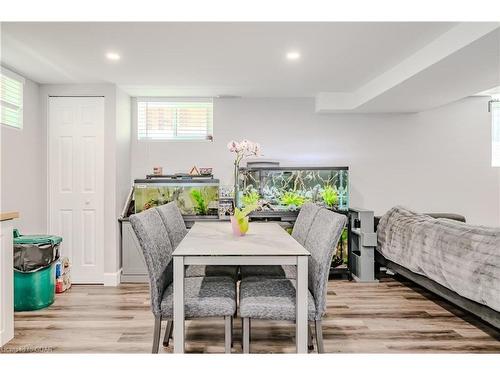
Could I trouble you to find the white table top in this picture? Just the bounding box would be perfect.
[173,221,310,257]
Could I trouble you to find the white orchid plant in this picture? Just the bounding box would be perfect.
[227,139,261,166]
[227,139,262,211]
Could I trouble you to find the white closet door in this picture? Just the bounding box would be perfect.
[48,97,105,283]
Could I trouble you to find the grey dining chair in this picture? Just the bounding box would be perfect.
[239,208,347,353]
[156,202,239,281]
[155,202,238,347]
[239,202,321,281]
[129,207,237,354]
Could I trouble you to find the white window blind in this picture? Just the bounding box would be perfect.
[492,100,500,167]
[1,67,24,129]
[137,99,213,141]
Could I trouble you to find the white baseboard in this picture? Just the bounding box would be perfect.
[103,269,122,286]
[120,274,148,283]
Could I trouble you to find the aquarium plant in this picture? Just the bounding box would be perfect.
[242,190,260,206]
[321,186,338,208]
[190,189,208,215]
[340,228,349,264]
[280,191,306,209]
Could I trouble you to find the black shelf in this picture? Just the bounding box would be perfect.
[135,177,219,184]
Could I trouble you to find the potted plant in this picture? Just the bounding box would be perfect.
[227,140,262,235]
[230,203,259,236]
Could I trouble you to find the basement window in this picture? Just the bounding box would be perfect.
[492,100,500,167]
[137,98,213,141]
[0,67,25,129]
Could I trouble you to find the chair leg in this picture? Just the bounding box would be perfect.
[225,316,232,353]
[163,320,173,347]
[315,320,324,354]
[242,317,250,354]
[152,316,162,354]
[308,322,314,351]
[230,315,234,348]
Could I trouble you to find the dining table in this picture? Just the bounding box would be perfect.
[172,221,311,353]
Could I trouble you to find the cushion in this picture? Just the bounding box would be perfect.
[239,278,316,321]
[292,203,321,245]
[156,202,188,249]
[240,265,296,280]
[160,276,237,318]
[185,265,239,280]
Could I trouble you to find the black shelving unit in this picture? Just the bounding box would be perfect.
[328,210,352,280]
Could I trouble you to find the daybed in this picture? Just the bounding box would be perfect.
[375,206,500,329]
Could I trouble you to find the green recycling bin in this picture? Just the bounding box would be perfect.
[13,230,62,311]
[14,263,57,311]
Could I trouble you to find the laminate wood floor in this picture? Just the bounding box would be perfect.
[2,276,499,354]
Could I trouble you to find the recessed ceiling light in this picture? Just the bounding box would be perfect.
[286,51,301,61]
[106,52,121,61]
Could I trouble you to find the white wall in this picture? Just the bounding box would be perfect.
[1,78,45,233]
[115,88,132,270]
[2,80,498,287]
[1,81,131,284]
[131,96,499,226]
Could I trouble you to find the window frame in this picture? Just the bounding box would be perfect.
[135,97,214,142]
[0,66,25,130]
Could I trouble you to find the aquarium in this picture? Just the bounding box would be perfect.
[134,178,219,217]
[238,166,349,212]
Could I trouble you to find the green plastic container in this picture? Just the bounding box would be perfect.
[13,229,61,311]
[14,262,56,311]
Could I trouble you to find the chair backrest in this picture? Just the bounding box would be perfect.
[156,201,188,249]
[129,208,173,316]
[304,208,347,319]
[292,203,321,245]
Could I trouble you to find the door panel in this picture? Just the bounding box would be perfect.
[82,136,96,192]
[82,209,96,266]
[59,136,73,192]
[59,209,74,261]
[49,97,104,283]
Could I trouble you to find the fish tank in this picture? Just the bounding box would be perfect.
[134,177,219,218]
[238,166,349,213]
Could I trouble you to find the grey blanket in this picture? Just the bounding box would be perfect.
[377,206,500,312]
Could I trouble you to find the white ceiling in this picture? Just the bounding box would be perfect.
[1,22,498,112]
[478,86,500,96]
[1,22,456,97]
[315,23,500,113]
[354,28,500,113]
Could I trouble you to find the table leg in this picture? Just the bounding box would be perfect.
[296,255,308,353]
[173,256,185,353]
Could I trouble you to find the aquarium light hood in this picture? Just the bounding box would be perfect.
[245,159,280,168]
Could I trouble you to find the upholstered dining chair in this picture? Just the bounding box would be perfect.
[156,202,239,279]
[239,202,321,281]
[155,202,239,347]
[239,208,347,353]
[129,207,237,353]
